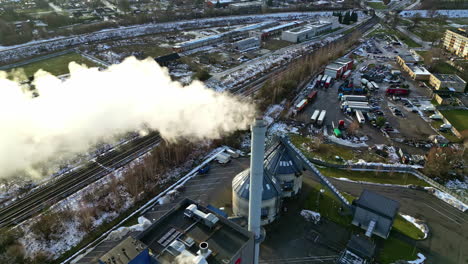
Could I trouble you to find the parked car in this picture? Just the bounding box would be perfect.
[430,114,443,120]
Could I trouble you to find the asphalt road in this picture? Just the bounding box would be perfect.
[329,177,468,264]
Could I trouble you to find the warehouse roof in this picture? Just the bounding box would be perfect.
[262,21,302,33]
[398,54,420,63]
[346,235,376,260]
[409,65,430,75]
[137,199,252,264]
[99,236,148,264]
[354,190,400,219]
[326,62,345,71]
[432,73,466,84]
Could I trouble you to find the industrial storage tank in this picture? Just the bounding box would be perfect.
[232,168,282,225]
[264,143,304,198]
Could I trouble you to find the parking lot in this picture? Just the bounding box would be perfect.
[291,35,446,151]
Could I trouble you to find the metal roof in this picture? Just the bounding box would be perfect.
[262,21,301,33]
[232,168,281,200]
[354,190,400,219]
[264,143,302,176]
[346,235,375,260]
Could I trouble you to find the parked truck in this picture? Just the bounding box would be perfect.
[355,110,365,124]
[295,99,308,112]
[342,70,351,80]
[325,76,332,88]
[307,90,318,101]
[317,110,326,126]
[321,75,328,86]
[311,109,320,123]
[386,88,409,95]
[342,95,367,102]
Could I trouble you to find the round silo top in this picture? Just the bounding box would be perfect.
[264,144,302,177]
[232,168,281,201]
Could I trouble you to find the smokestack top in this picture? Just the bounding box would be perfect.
[252,118,267,129]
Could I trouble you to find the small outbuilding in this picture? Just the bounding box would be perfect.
[337,234,376,264]
[352,190,400,239]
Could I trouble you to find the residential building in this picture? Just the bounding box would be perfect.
[429,73,467,93]
[281,21,332,43]
[352,190,400,239]
[443,28,468,58]
[396,54,430,80]
[233,37,261,51]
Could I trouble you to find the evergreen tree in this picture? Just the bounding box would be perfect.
[215,0,221,8]
[351,11,358,22]
[267,0,274,6]
[338,13,343,24]
[343,11,351,25]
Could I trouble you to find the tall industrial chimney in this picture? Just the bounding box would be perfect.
[248,118,267,264]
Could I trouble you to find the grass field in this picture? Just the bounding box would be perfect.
[377,236,418,264]
[429,120,462,143]
[440,109,468,131]
[303,181,423,263]
[368,26,421,48]
[263,39,291,51]
[393,215,425,240]
[366,1,388,9]
[431,61,459,75]
[317,167,430,187]
[290,134,387,164]
[7,53,99,80]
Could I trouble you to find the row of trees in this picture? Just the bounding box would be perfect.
[333,11,358,25]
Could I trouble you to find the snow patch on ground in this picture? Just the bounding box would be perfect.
[327,135,368,148]
[445,178,468,197]
[334,177,411,188]
[106,216,152,241]
[268,122,300,137]
[426,187,468,212]
[401,214,429,239]
[301,209,321,224]
[400,9,468,18]
[408,253,426,264]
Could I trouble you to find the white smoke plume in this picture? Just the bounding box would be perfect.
[0,57,255,179]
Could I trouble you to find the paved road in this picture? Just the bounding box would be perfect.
[329,178,468,264]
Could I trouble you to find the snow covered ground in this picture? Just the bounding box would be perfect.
[426,187,468,212]
[0,12,362,64]
[445,178,468,197]
[400,9,468,18]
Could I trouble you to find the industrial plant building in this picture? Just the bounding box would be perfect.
[351,190,400,239]
[443,28,468,58]
[99,199,255,264]
[173,21,276,52]
[429,73,467,93]
[233,37,261,51]
[281,21,332,43]
[255,21,306,40]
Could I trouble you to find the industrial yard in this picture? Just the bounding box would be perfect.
[0,1,467,264]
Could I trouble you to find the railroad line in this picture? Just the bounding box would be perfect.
[0,133,161,228]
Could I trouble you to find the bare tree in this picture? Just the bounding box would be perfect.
[347,120,360,135]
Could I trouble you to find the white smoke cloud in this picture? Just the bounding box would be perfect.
[0,57,255,179]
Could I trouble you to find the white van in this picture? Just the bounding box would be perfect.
[216,152,231,164]
[429,114,443,120]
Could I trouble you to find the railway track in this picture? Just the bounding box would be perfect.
[0,133,161,228]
